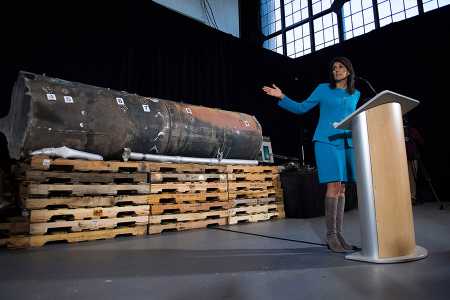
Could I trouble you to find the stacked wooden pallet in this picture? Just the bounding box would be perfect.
[273,171,285,204]
[0,165,16,213]
[226,165,285,225]
[1,157,286,248]
[0,216,29,248]
[146,162,229,234]
[6,156,150,248]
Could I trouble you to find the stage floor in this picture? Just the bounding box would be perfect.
[1,202,449,300]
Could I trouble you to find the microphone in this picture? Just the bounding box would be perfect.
[356,76,377,96]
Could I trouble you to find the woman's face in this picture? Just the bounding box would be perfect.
[332,61,350,82]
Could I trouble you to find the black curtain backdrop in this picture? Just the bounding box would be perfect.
[0,1,448,198]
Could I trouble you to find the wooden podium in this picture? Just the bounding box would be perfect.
[335,90,428,263]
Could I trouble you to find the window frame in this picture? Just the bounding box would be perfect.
[261,0,447,57]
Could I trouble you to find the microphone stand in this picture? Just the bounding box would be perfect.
[356,76,377,96]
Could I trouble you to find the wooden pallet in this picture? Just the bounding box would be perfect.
[0,237,9,247]
[231,197,278,207]
[30,205,150,223]
[29,216,149,235]
[146,192,229,204]
[26,184,150,197]
[150,173,227,183]
[229,204,278,216]
[0,220,29,235]
[24,195,152,209]
[25,192,229,209]
[225,165,280,174]
[273,176,282,187]
[277,205,286,218]
[151,201,230,215]
[228,189,277,200]
[228,212,282,225]
[148,218,227,234]
[5,226,147,248]
[150,182,227,194]
[141,162,227,173]
[30,156,149,172]
[25,170,148,184]
[228,181,275,191]
[227,173,277,181]
[29,157,237,174]
[1,226,29,248]
[148,210,229,224]
[0,215,29,223]
[275,192,284,201]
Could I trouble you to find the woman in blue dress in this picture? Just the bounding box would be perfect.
[262,57,360,253]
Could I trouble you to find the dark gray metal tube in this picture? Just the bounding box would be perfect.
[122,148,258,165]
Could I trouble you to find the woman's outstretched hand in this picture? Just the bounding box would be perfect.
[262,84,284,99]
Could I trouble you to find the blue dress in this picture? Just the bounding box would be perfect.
[278,83,360,183]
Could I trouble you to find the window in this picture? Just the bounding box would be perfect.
[261,0,282,36]
[343,0,376,40]
[312,0,333,15]
[261,0,450,57]
[284,0,309,27]
[286,23,312,58]
[263,34,284,54]
[314,12,339,50]
[422,0,450,12]
[377,0,419,27]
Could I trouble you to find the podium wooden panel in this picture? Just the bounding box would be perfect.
[335,90,427,263]
[366,103,415,258]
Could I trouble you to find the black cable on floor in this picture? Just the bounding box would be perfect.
[209,226,328,247]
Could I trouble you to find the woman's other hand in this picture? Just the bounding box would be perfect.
[262,84,284,99]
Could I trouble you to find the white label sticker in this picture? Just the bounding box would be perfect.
[42,159,51,167]
[46,94,56,101]
[142,104,150,112]
[116,97,125,105]
[64,96,74,103]
[185,108,192,115]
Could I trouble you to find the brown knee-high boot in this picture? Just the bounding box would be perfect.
[325,197,345,252]
[336,195,353,251]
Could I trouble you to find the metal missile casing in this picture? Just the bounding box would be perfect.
[0,72,263,160]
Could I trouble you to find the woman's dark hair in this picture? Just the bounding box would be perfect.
[329,57,356,95]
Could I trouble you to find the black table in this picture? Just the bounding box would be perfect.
[280,168,358,218]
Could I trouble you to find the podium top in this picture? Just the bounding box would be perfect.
[334,90,420,130]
